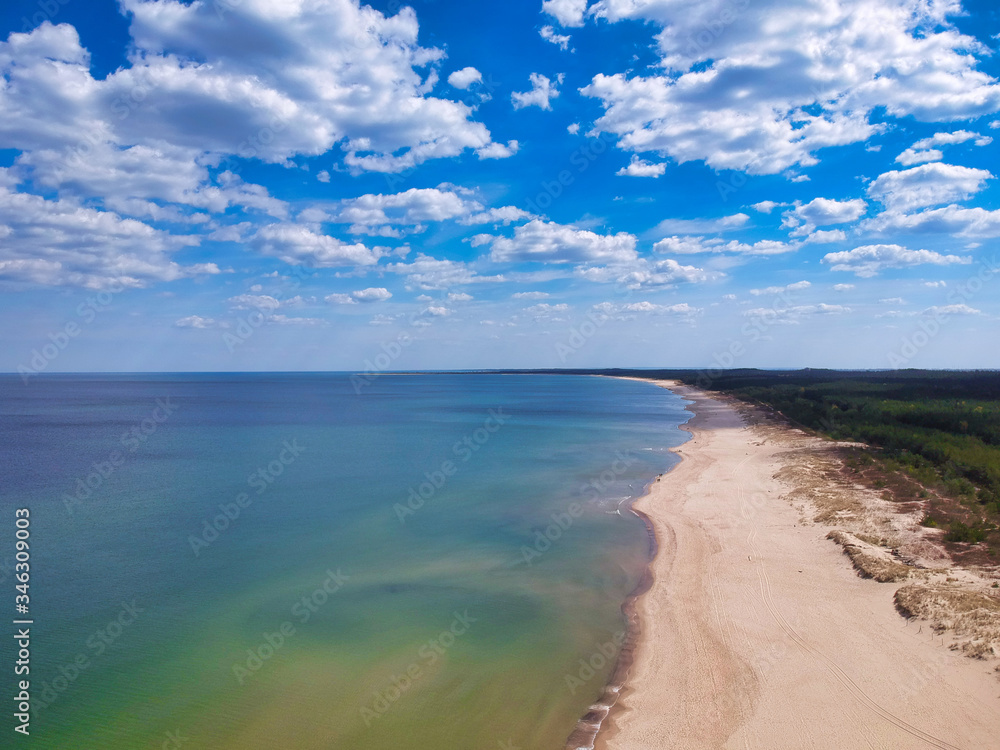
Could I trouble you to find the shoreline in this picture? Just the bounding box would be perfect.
[581,378,999,750]
[563,378,701,750]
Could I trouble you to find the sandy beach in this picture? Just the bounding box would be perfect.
[598,379,1000,750]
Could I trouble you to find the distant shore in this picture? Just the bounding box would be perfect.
[590,378,999,750]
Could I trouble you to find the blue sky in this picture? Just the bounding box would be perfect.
[2,0,1000,373]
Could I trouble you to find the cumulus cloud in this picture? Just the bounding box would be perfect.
[487,220,637,263]
[512,73,563,110]
[781,198,867,236]
[539,26,572,50]
[306,186,529,234]
[752,201,784,214]
[616,156,667,177]
[512,291,550,299]
[577,257,721,290]
[923,303,981,316]
[742,303,852,324]
[895,130,991,166]
[0,3,506,184]
[317,187,480,235]
[326,287,392,304]
[227,294,282,311]
[475,140,520,159]
[175,315,215,328]
[653,235,798,256]
[0,182,214,289]
[448,66,482,89]
[385,253,504,289]
[750,281,811,296]
[542,0,589,26]
[580,0,1000,175]
[862,204,1000,238]
[822,244,972,277]
[866,163,992,212]
[460,205,535,226]
[652,214,749,236]
[251,224,382,267]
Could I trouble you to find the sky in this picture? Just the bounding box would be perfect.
[1,0,1000,374]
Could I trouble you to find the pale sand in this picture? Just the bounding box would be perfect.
[598,379,1000,750]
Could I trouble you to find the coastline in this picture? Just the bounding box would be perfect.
[584,378,999,750]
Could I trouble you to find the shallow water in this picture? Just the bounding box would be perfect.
[0,373,690,749]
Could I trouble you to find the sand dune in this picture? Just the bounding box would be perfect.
[599,380,1000,750]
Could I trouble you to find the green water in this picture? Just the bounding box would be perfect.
[0,373,690,749]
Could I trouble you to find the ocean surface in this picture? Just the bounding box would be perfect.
[0,373,691,749]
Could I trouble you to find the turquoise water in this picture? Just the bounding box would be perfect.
[0,373,690,749]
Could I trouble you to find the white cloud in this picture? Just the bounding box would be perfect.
[460,206,535,226]
[352,287,392,302]
[524,302,569,315]
[227,294,282,311]
[922,303,981,316]
[781,198,867,236]
[325,293,357,305]
[447,292,473,302]
[542,0,589,27]
[316,170,330,183]
[476,140,520,159]
[16,141,286,220]
[742,303,852,324]
[866,163,992,212]
[512,73,563,110]
[895,148,943,167]
[802,229,848,244]
[323,187,479,235]
[653,235,798,256]
[833,283,855,291]
[512,291,549,299]
[650,213,750,235]
[251,224,382,267]
[567,123,580,134]
[1,4,507,182]
[752,201,783,214]
[448,67,482,89]
[924,281,946,288]
[750,281,811,296]
[0,182,214,289]
[539,26,572,50]
[487,220,637,263]
[577,257,721,289]
[175,315,215,328]
[913,130,992,150]
[386,253,504,289]
[616,156,666,177]
[894,130,991,166]
[822,244,972,277]
[594,300,702,319]
[652,214,748,235]
[580,0,1000,175]
[862,204,1000,238]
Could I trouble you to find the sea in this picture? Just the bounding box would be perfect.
[0,373,691,749]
